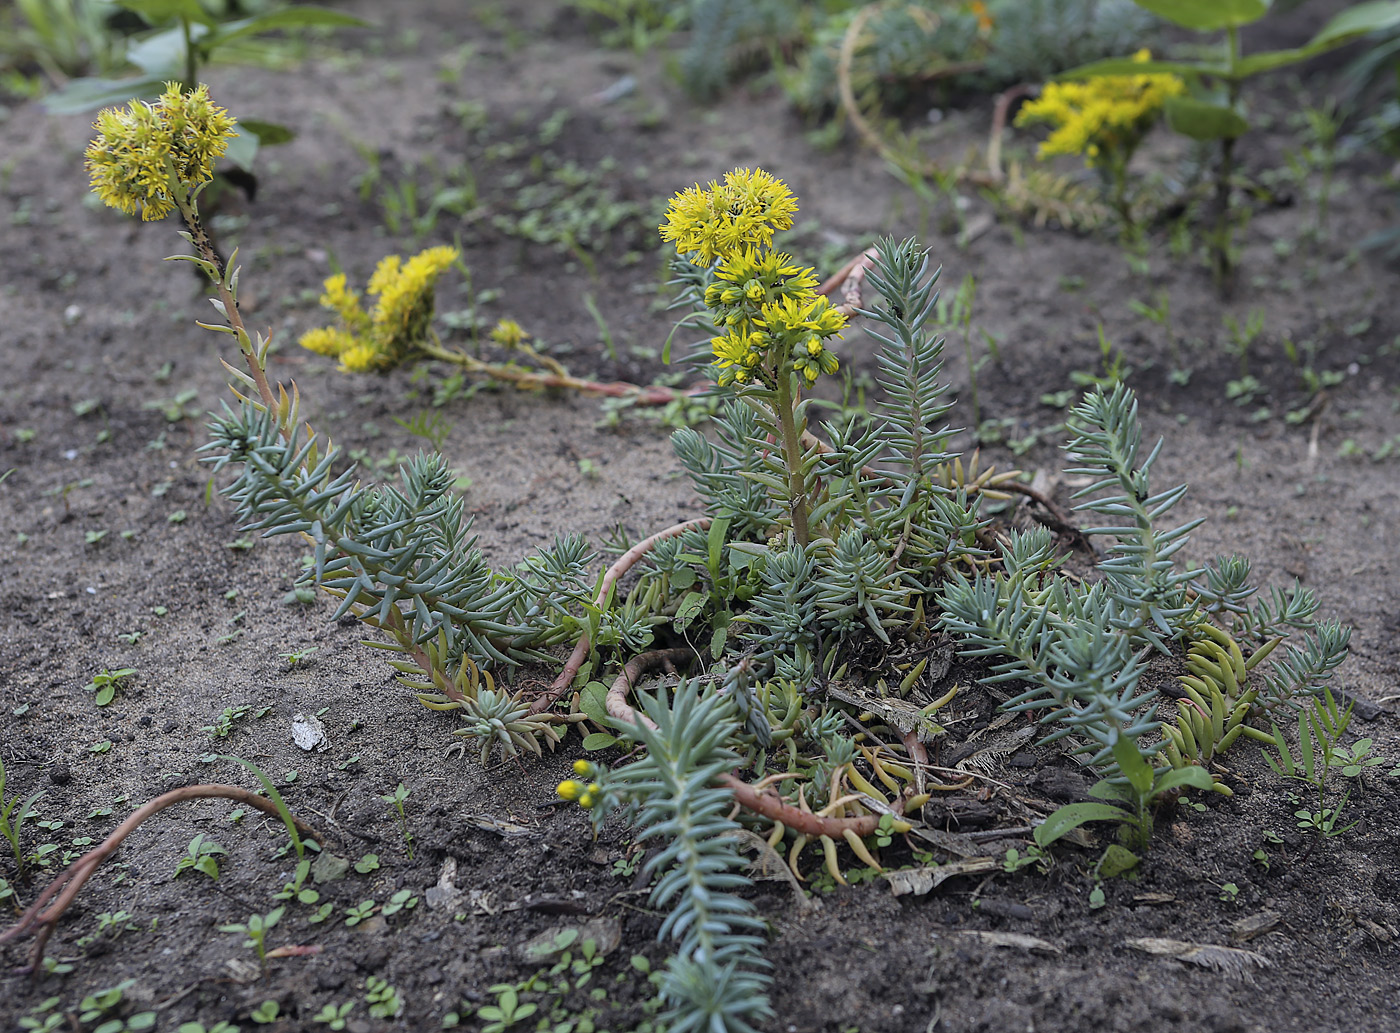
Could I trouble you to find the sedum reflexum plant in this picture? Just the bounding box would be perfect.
[78,86,1357,1033]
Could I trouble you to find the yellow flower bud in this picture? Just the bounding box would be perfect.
[578,793,596,809]
[556,779,585,801]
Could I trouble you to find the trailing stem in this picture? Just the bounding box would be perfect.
[2,785,322,974]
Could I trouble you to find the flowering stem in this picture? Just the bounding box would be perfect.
[774,373,810,547]
[175,192,280,415]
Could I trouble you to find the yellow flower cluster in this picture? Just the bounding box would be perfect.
[556,759,602,809]
[660,167,799,265]
[85,82,237,221]
[661,169,844,387]
[299,246,459,373]
[490,318,528,349]
[1015,50,1184,163]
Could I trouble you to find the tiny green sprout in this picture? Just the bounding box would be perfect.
[280,646,319,667]
[173,833,227,881]
[1088,885,1107,910]
[336,754,361,771]
[1002,844,1049,875]
[219,906,284,968]
[116,630,143,645]
[313,1001,355,1029]
[353,853,380,874]
[874,812,897,849]
[250,1000,280,1024]
[364,976,403,1020]
[84,667,137,707]
[308,902,335,924]
[476,985,537,1033]
[1219,882,1241,905]
[226,537,255,551]
[89,739,113,754]
[84,529,108,545]
[273,859,319,905]
[344,899,378,927]
[168,509,187,523]
[380,783,414,859]
[382,888,419,917]
[178,1022,240,1033]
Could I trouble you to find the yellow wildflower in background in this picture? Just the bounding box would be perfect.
[490,318,528,348]
[298,246,459,372]
[1016,50,1184,163]
[85,82,237,221]
[660,167,799,264]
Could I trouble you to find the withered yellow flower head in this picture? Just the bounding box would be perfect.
[85,82,237,221]
[298,246,460,372]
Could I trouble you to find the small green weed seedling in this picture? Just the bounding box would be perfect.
[380,783,414,859]
[176,1020,240,1033]
[1,757,43,875]
[382,888,418,918]
[219,907,284,970]
[273,858,320,906]
[313,1001,355,1029]
[83,666,137,707]
[76,979,156,1032]
[173,833,227,881]
[364,976,403,1019]
[1264,688,1362,844]
[475,984,537,1033]
[280,645,318,667]
[1002,843,1050,875]
[249,1000,279,1024]
[344,899,378,927]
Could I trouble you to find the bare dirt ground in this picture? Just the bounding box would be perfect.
[1,3,1398,1032]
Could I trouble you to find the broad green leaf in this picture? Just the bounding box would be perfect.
[710,622,727,661]
[1308,0,1400,48]
[673,591,707,632]
[581,732,618,751]
[1151,765,1215,797]
[124,26,187,76]
[1129,0,1269,31]
[1164,96,1250,140]
[221,127,258,171]
[579,681,611,726]
[1097,843,1140,878]
[1034,802,1128,847]
[1112,736,1154,799]
[1055,56,1224,82]
[204,7,369,48]
[1089,778,1132,803]
[236,119,294,146]
[706,516,730,571]
[1233,2,1400,78]
[42,75,168,114]
[111,0,215,25]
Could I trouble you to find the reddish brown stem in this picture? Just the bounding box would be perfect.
[717,774,904,838]
[601,649,909,838]
[2,785,322,974]
[604,647,697,726]
[530,518,711,714]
